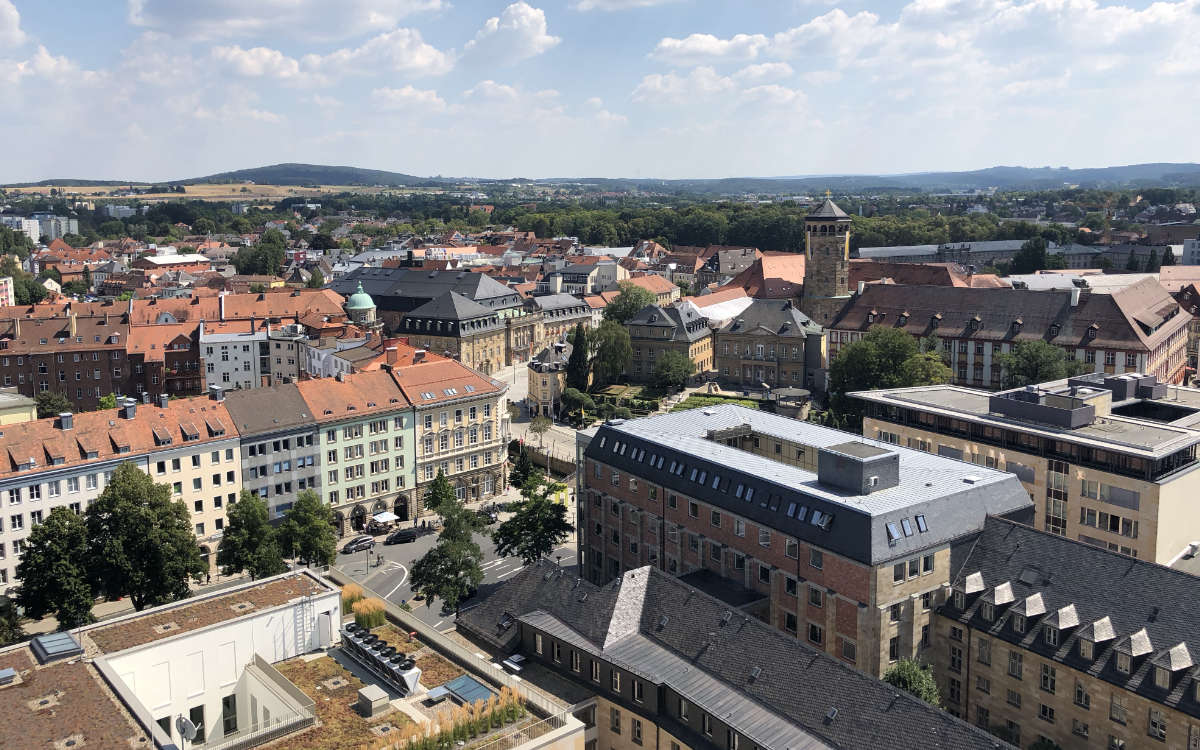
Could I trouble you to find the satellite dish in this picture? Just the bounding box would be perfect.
[176,716,198,742]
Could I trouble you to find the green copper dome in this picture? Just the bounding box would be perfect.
[345,281,375,311]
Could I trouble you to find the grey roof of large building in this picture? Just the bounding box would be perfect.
[331,267,522,311]
[407,290,495,321]
[852,383,1200,458]
[223,383,314,436]
[948,517,1200,719]
[806,198,850,220]
[460,562,1012,750]
[531,293,588,312]
[716,298,823,337]
[628,304,711,343]
[858,239,1032,259]
[587,405,1031,565]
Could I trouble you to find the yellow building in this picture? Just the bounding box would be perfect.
[527,341,572,418]
[0,387,36,424]
[857,373,1200,564]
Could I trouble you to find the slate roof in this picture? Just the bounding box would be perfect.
[716,299,823,338]
[531,293,588,312]
[587,405,1031,564]
[829,281,1190,352]
[460,562,1012,750]
[627,304,711,343]
[223,382,314,436]
[806,198,850,220]
[331,267,522,311]
[947,517,1200,719]
[407,291,495,321]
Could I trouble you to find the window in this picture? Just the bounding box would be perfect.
[758,564,771,583]
[609,707,621,734]
[922,554,934,573]
[1075,680,1091,708]
[710,510,721,527]
[808,623,823,645]
[680,698,689,721]
[1039,704,1056,724]
[976,675,990,694]
[222,694,237,734]
[809,586,823,607]
[590,661,600,683]
[890,603,901,622]
[1116,652,1131,674]
[1080,639,1094,660]
[1148,708,1167,740]
[703,714,712,736]
[842,639,857,663]
[809,548,822,569]
[889,636,899,661]
[633,680,644,703]
[1154,666,1170,689]
[1008,650,1023,679]
[631,718,643,745]
[688,501,698,518]
[1073,719,1090,738]
[610,670,620,692]
[1006,688,1022,708]
[977,638,991,665]
[758,528,771,547]
[1040,663,1056,693]
[950,646,962,673]
[535,633,544,654]
[734,518,745,537]
[571,651,581,672]
[1110,694,1128,724]
[975,705,990,729]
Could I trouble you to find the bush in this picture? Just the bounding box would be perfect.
[341,582,364,614]
[352,597,386,629]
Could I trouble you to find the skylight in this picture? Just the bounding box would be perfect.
[915,514,928,532]
[886,522,901,542]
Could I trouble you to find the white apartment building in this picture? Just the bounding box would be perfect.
[0,216,40,244]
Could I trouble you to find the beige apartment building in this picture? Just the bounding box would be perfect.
[856,372,1200,564]
[934,516,1200,750]
[527,341,572,418]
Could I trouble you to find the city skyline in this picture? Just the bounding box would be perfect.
[3,0,1199,183]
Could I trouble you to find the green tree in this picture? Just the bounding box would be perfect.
[1126,252,1140,271]
[528,415,552,449]
[560,387,595,422]
[1146,247,1161,272]
[16,508,94,628]
[85,463,207,611]
[278,490,337,567]
[882,659,941,708]
[653,349,696,391]
[217,492,287,579]
[38,267,62,284]
[675,279,692,296]
[828,327,951,426]
[1162,247,1177,266]
[995,340,1085,387]
[97,393,118,410]
[306,268,325,288]
[509,445,534,489]
[566,324,590,392]
[14,276,47,305]
[422,469,458,517]
[1009,237,1064,274]
[410,470,484,611]
[0,595,23,646]
[590,320,632,386]
[603,281,657,324]
[492,471,573,565]
[232,228,287,275]
[35,391,74,418]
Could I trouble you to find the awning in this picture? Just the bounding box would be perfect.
[372,511,399,523]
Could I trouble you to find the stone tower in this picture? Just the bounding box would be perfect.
[800,197,852,326]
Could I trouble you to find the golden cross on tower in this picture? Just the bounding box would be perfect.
[825,190,831,198]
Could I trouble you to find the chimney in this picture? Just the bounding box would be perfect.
[58,412,73,430]
[120,398,137,419]
[142,391,151,404]
[414,349,426,362]
[335,372,345,382]
[159,393,169,408]
[12,318,18,338]
[857,281,866,295]
[1070,286,1081,307]
[68,312,77,337]
[219,291,226,322]
[208,385,224,402]
[386,346,398,365]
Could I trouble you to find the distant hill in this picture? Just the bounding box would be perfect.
[9,162,1200,194]
[180,163,441,187]
[4,178,145,187]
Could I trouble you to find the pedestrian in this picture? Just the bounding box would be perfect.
[206,572,211,585]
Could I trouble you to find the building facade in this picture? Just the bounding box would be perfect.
[527,341,572,418]
[626,305,714,384]
[398,292,508,376]
[799,199,853,326]
[575,406,1032,677]
[712,299,825,391]
[856,373,1200,564]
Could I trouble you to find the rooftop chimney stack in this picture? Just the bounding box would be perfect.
[58,412,73,430]
[159,393,169,408]
[120,398,137,419]
[386,346,398,365]
[208,385,225,402]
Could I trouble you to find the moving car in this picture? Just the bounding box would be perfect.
[341,534,376,554]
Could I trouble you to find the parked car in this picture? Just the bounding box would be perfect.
[341,534,376,554]
[385,527,421,545]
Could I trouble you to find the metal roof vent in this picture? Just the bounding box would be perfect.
[721,611,732,625]
[749,666,762,681]
[657,615,669,630]
[825,707,839,723]
[963,475,981,484]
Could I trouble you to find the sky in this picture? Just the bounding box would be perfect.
[2,0,1199,182]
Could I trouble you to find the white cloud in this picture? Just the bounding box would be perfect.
[651,32,769,66]
[584,96,628,125]
[0,0,24,46]
[633,65,806,115]
[632,66,735,105]
[373,85,447,111]
[212,46,302,80]
[463,2,560,65]
[126,0,446,41]
[573,0,681,9]
[732,62,794,84]
[306,27,453,77]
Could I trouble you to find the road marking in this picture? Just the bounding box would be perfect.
[383,563,410,600]
[482,559,506,570]
[435,620,444,629]
[497,567,521,580]
[439,626,456,634]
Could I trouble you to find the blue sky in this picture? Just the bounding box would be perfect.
[2,0,1198,182]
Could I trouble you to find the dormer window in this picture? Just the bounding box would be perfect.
[1012,614,1026,634]
[1154,666,1170,689]
[981,603,994,622]
[1116,652,1131,674]
[1044,625,1059,646]
[1049,324,1060,337]
[953,591,965,610]
[1079,639,1094,660]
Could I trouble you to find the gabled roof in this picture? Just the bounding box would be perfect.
[625,274,677,295]
[223,383,314,436]
[627,304,710,343]
[389,357,505,407]
[727,254,807,299]
[460,563,1012,750]
[716,298,823,338]
[806,198,850,220]
[294,370,411,422]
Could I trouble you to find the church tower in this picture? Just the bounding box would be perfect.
[800,196,852,326]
